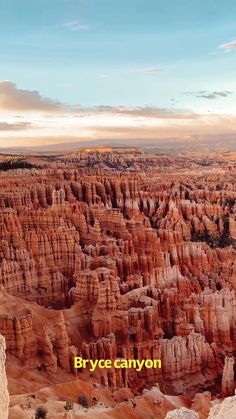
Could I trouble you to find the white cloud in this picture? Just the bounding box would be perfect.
[63,21,89,31]
[219,40,236,52]
[128,67,161,74]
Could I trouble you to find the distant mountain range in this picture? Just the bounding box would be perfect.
[0,133,236,155]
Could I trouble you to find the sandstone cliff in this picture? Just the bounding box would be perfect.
[0,334,9,419]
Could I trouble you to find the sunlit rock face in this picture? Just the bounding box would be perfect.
[0,335,9,419]
[165,407,199,419]
[208,396,236,419]
[0,150,235,416]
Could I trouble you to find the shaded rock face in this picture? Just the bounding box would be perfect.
[0,334,9,419]
[0,152,235,399]
[221,356,235,396]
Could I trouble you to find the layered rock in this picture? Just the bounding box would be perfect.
[0,313,37,361]
[221,356,235,396]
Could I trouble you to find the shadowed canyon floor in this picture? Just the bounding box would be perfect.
[0,147,235,418]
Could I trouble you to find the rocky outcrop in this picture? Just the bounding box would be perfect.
[160,333,216,394]
[0,334,9,419]
[191,391,211,419]
[165,407,199,418]
[0,313,37,361]
[208,395,236,419]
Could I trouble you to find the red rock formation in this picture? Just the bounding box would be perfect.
[221,356,235,396]
[191,391,211,419]
[0,150,235,417]
[0,313,37,361]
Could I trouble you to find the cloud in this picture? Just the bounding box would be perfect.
[89,105,197,119]
[1,80,236,148]
[99,74,108,79]
[0,122,31,131]
[128,67,162,74]
[57,104,196,119]
[49,113,236,142]
[1,112,236,148]
[184,90,233,99]
[63,21,89,31]
[0,81,63,111]
[219,40,236,51]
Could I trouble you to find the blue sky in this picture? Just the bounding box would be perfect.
[0,0,236,146]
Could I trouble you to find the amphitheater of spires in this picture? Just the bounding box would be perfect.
[0,148,235,418]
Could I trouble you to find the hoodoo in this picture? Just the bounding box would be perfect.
[0,149,235,417]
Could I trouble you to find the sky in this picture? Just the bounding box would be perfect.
[0,0,236,148]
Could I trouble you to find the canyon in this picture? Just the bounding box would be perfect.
[0,147,235,418]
